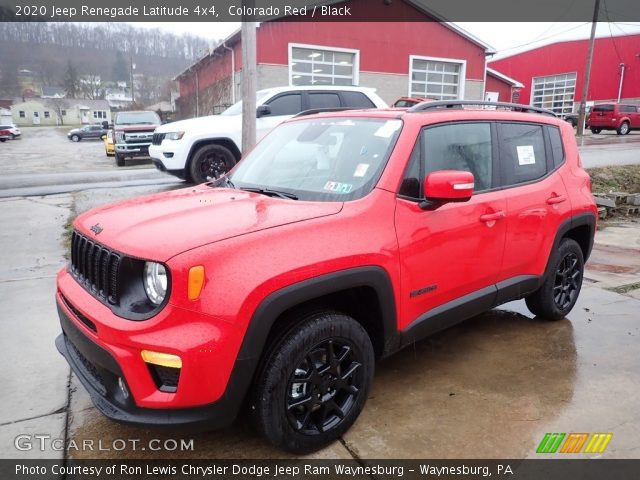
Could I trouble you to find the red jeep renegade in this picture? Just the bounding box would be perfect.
[56,101,596,453]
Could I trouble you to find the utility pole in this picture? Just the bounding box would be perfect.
[577,0,600,137]
[241,16,257,153]
[130,55,136,104]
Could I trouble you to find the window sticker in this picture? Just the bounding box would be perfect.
[353,163,370,177]
[374,120,402,138]
[516,145,536,165]
[323,181,353,193]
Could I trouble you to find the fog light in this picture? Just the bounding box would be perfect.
[118,377,129,399]
[141,350,182,369]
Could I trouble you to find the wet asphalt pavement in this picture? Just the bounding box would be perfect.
[0,126,639,461]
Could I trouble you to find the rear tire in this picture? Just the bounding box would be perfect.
[617,121,630,135]
[188,144,236,184]
[590,128,601,134]
[253,311,374,454]
[525,238,584,320]
[115,154,125,167]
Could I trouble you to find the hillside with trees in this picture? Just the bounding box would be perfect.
[0,23,211,105]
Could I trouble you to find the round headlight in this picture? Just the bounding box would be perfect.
[143,262,167,305]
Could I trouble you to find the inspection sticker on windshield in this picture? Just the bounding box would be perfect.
[353,163,369,177]
[516,145,536,165]
[324,181,353,193]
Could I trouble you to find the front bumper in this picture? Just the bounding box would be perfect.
[115,142,151,157]
[55,268,247,429]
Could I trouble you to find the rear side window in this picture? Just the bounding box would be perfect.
[308,93,341,109]
[340,91,376,108]
[498,123,547,186]
[266,94,302,116]
[547,126,565,168]
[620,105,636,113]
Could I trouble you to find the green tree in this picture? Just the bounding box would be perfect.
[113,51,128,82]
[63,61,79,98]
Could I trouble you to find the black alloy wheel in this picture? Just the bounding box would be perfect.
[287,339,363,435]
[553,252,581,311]
[189,144,235,184]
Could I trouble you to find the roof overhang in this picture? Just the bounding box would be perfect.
[486,67,525,88]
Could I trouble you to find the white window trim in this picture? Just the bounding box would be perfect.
[530,71,578,113]
[288,42,360,86]
[408,55,467,100]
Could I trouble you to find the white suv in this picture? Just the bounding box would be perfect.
[149,85,387,184]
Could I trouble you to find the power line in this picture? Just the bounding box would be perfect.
[603,0,624,62]
[495,22,590,55]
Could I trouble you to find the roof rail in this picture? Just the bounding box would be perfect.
[293,107,362,118]
[407,100,557,117]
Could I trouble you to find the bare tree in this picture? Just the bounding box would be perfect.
[80,73,104,100]
[48,98,67,126]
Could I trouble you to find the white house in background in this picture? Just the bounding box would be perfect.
[10,98,111,126]
[105,88,132,109]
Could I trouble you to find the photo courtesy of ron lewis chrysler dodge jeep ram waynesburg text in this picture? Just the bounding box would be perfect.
[55,101,596,453]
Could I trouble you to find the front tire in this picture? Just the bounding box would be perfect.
[115,153,125,167]
[71,134,80,142]
[617,121,630,135]
[253,311,374,454]
[526,238,584,320]
[188,144,235,184]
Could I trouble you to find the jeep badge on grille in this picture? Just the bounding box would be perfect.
[90,223,103,235]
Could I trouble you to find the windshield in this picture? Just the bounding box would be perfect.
[220,91,273,116]
[116,111,159,125]
[227,117,402,202]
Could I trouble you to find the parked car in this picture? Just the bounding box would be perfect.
[67,124,109,142]
[0,123,21,139]
[392,96,435,108]
[587,103,640,135]
[563,113,579,128]
[113,111,161,167]
[149,85,387,184]
[0,128,11,142]
[103,130,115,157]
[55,101,596,454]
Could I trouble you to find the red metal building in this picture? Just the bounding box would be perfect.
[489,33,640,115]
[174,0,497,117]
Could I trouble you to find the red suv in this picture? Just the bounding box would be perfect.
[55,101,596,453]
[587,103,640,135]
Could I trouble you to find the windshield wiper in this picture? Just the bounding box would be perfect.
[240,187,298,200]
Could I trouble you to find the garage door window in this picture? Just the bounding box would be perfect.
[290,44,358,86]
[532,73,576,116]
[409,56,465,100]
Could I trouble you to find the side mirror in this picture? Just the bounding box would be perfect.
[421,170,474,209]
[256,105,271,118]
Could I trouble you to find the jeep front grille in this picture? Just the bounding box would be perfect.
[152,133,166,145]
[70,231,121,305]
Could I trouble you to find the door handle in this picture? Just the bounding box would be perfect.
[547,195,567,205]
[480,211,506,223]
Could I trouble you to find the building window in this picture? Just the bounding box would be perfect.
[289,44,358,86]
[19,111,25,118]
[409,56,465,100]
[61,110,66,116]
[531,72,576,115]
[93,110,107,119]
[44,111,50,118]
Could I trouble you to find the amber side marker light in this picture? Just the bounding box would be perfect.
[188,265,205,300]
[141,350,182,369]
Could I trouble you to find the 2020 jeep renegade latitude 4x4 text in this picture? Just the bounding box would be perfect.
[55,101,596,453]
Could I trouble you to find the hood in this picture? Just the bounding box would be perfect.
[155,115,240,135]
[74,186,343,261]
[68,128,80,134]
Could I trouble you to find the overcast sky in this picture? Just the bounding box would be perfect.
[136,21,640,58]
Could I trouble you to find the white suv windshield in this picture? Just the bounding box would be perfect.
[227,117,402,202]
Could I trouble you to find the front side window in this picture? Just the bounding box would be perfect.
[409,57,464,101]
[290,45,357,86]
[266,94,302,116]
[308,93,341,109]
[498,123,547,186]
[228,117,402,202]
[532,72,576,116]
[399,122,492,198]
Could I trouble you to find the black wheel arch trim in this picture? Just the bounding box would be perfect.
[547,212,596,273]
[187,138,241,167]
